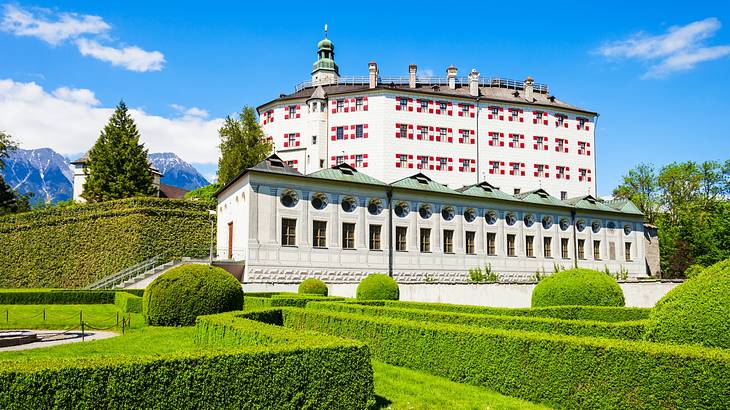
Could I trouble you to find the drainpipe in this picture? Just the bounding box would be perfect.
[475,96,480,184]
[387,187,394,277]
[571,209,578,268]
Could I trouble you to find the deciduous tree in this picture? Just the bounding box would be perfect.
[217,107,272,184]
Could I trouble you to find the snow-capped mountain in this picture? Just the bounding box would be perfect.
[1,148,73,204]
[148,152,209,191]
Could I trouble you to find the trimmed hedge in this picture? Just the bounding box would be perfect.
[283,308,730,410]
[114,291,142,313]
[298,278,328,296]
[645,259,730,348]
[307,302,647,340]
[244,293,345,310]
[0,198,212,288]
[356,274,399,300]
[532,268,625,307]
[0,290,117,305]
[380,300,651,322]
[144,265,243,326]
[0,311,374,409]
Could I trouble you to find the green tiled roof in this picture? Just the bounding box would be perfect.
[458,182,519,202]
[564,195,622,213]
[514,189,569,208]
[604,198,644,215]
[390,173,460,195]
[307,163,386,186]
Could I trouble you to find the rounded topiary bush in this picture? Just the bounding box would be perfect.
[143,264,243,326]
[356,274,399,300]
[644,259,730,348]
[298,278,328,296]
[531,268,624,307]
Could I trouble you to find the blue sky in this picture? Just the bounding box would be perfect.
[1,1,729,193]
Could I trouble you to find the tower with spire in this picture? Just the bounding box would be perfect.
[311,24,339,85]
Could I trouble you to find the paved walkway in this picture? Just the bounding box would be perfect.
[0,330,118,351]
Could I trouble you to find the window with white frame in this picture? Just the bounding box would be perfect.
[400,123,408,137]
[355,154,364,167]
[490,132,499,145]
[420,127,428,140]
[535,136,545,150]
[557,166,566,179]
[461,105,469,116]
[491,161,499,173]
[461,129,470,143]
[439,101,447,111]
[535,111,543,121]
[536,164,546,177]
[491,106,499,116]
[461,158,470,171]
[336,127,344,140]
[439,128,447,140]
[336,100,344,112]
[578,141,587,154]
[335,155,345,165]
[420,100,428,112]
[399,154,408,168]
[439,157,448,169]
[288,105,296,117]
[355,124,364,139]
[511,109,519,120]
[287,133,296,145]
[511,134,520,146]
[512,162,520,174]
[420,155,429,169]
[399,98,407,111]
[355,97,363,111]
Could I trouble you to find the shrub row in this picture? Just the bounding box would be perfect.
[244,293,345,310]
[306,302,646,340]
[0,290,117,305]
[283,308,730,410]
[0,198,212,288]
[382,300,650,322]
[114,291,142,313]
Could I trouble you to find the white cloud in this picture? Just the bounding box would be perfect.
[419,68,435,77]
[596,17,730,78]
[76,38,165,72]
[0,4,109,45]
[0,79,221,166]
[171,104,209,119]
[1,4,165,72]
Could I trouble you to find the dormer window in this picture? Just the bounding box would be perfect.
[415,175,429,184]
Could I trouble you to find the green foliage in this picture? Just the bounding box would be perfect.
[0,289,116,304]
[298,278,328,296]
[356,274,399,300]
[380,300,650,322]
[468,263,498,283]
[114,291,142,313]
[284,308,730,410]
[0,198,212,288]
[244,293,343,310]
[83,101,157,202]
[645,259,730,348]
[307,302,647,340]
[531,268,625,307]
[0,312,374,409]
[217,107,272,184]
[144,264,243,326]
[184,183,221,209]
[684,263,705,279]
[613,160,730,277]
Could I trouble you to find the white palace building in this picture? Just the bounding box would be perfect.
[215,34,658,284]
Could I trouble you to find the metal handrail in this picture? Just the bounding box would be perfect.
[294,76,549,93]
[86,253,167,290]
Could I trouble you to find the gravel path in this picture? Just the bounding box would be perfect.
[0,330,118,351]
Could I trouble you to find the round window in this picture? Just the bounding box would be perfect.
[464,208,476,223]
[542,215,553,229]
[395,202,409,218]
[592,221,601,233]
[506,212,517,226]
[485,210,498,225]
[341,197,357,213]
[311,193,327,210]
[623,224,632,235]
[368,198,383,215]
[607,221,617,230]
[576,219,586,232]
[441,206,455,221]
[559,218,570,231]
[524,213,535,227]
[280,190,298,208]
[419,204,432,219]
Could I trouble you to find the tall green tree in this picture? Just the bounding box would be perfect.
[82,101,157,202]
[217,107,272,184]
[612,163,660,223]
[0,131,30,215]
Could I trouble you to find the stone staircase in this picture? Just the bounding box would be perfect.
[114,258,210,290]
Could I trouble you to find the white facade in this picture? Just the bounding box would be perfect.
[71,159,162,202]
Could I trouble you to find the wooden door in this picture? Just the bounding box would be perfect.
[227,222,233,260]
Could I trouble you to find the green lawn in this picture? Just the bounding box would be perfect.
[372,360,551,410]
[0,304,143,330]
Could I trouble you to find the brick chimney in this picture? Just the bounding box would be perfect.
[368,62,378,89]
[408,64,417,88]
[469,69,479,96]
[446,65,458,89]
[524,76,534,101]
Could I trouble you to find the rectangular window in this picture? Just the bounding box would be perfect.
[556,114,565,126]
[578,239,586,260]
[420,127,428,140]
[487,232,496,256]
[312,135,317,145]
[439,128,447,140]
[511,109,519,120]
[342,223,356,249]
[491,106,499,116]
[420,100,429,112]
[609,242,616,260]
[461,158,471,171]
[593,240,601,260]
[336,127,344,140]
[439,157,448,170]
[557,138,565,151]
[461,105,469,116]
[287,133,296,145]
[511,133,520,147]
[355,154,364,168]
[443,230,454,253]
[420,155,429,169]
[512,162,520,174]
[535,136,544,150]
[625,242,632,261]
[578,141,588,155]
[355,97,363,111]
[288,105,296,117]
[490,132,499,145]
[536,164,545,178]
[561,238,569,259]
[439,101,447,111]
[578,117,586,128]
[400,123,408,137]
[420,228,431,253]
[335,155,345,165]
[507,234,516,256]
[282,218,296,246]
[526,235,534,257]
[491,161,499,173]
[465,231,476,254]
[337,100,344,112]
[355,124,364,138]
[399,154,408,168]
[560,191,567,201]
[369,225,381,250]
[461,129,470,143]
[396,227,407,252]
[535,111,543,121]
[400,98,407,111]
[312,221,327,248]
[544,237,552,258]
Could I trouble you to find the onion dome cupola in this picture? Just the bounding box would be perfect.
[311,24,339,85]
